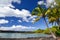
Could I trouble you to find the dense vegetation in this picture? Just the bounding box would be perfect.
[34,26,60,36]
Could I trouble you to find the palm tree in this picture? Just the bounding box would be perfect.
[32,5,57,39]
[46,7,57,26]
[47,7,60,29]
[54,0,60,29]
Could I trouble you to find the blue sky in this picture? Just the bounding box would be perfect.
[0,0,55,31]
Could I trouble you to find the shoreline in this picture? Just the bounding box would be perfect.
[0,34,59,40]
[0,35,57,40]
[0,37,56,40]
[0,36,60,40]
[0,37,60,40]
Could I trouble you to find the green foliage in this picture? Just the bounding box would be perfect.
[43,28,51,34]
[33,17,40,22]
[34,29,44,33]
[55,0,60,6]
[43,26,58,34]
[34,26,58,34]
[32,7,42,16]
[33,26,60,37]
[32,6,47,23]
[51,26,57,34]
[55,29,60,36]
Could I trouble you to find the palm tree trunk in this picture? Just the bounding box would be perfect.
[58,13,60,29]
[43,18,57,40]
[56,21,59,29]
[55,22,56,26]
[57,15,60,29]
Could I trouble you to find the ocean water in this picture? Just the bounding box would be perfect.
[0,33,49,38]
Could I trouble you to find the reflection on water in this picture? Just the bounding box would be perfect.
[0,33,49,38]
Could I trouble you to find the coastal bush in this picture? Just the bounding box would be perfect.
[43,28,51,34]
[34,29,44,33]
[34,26,60,37]
[43,26,58,34]
[56,29,60,36]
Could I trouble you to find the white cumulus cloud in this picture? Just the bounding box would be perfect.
[0,0,21,7]
[46,0,55,7]
[0,6,31,17]
[0,6,33,22]
[0,19,9,24]
[0,25,37,31]
[0,0,36,31]
[38,0,57,8]
[38,1,44,5]
[0,0,35,22]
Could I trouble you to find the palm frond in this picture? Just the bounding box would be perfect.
[45,8,51,15]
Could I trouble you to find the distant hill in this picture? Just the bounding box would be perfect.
[0,30,35,33]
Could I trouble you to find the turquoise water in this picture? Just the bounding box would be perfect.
[0,33,49,38]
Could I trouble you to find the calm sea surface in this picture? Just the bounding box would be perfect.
[0,33,49,38]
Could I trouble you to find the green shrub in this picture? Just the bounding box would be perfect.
[34,29,44,33]
[55,29,60,36]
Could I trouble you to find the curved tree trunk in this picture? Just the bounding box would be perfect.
[56,19,60,29]
[55,22,57,26]
[43,18,57,40]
